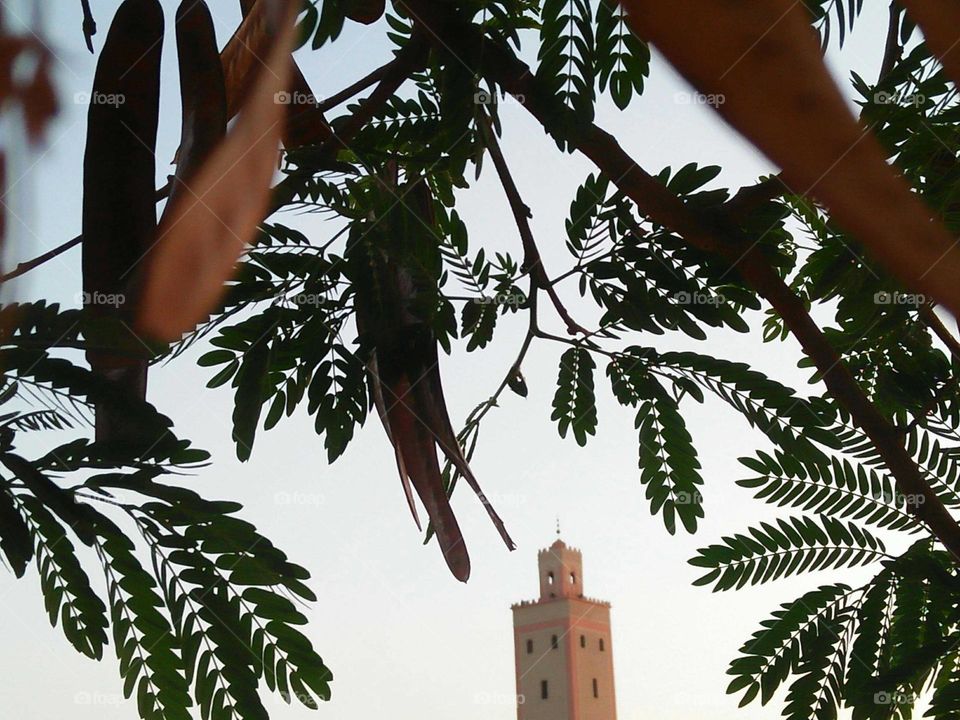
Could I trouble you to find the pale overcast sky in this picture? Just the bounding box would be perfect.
[0,2,917,719]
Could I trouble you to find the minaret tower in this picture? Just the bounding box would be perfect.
[511,532,617,720]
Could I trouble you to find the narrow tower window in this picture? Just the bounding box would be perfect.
[526,639,533,654]
[593,678,599,698]
[580,634,586,648]
[541,680,549,700]
[547,571,554,585]
[570,572,576,584]
[599,638,605,651]
[551,634,558,650]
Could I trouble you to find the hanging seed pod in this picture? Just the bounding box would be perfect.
[138,0,298,342]
[353,171,515,582]
[81,0,162,443]
[168,0,226,208]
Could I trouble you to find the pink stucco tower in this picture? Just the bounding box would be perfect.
[511,536,617,720]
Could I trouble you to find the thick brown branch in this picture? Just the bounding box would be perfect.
[924,304,960,364]
[316,62,391,113]
[880,1,904,81]
[477,113,586,335]
[426,17,960,558]
[270,35,428,210]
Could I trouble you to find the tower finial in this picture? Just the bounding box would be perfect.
[556,516,561,537]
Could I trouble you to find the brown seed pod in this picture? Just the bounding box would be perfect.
[81,0,163,442]
[168,0,226,207]
[138,0,298,342]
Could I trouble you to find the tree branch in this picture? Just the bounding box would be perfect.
[0,182,170,286]
[315,62,391,113]
[924,304,960,364]
[0,234,81,284]
[477,112,586,335]
[424,16,960,559]
[880,1,904,81]
[270,35,429,210]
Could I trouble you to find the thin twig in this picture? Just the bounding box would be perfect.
[463,279,538,431]
[0,182,171,286]
[316,62,392,112]
[0,234,81,284]
[477,112,587,335]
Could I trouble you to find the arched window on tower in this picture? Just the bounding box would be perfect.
[599,638,605,651]
[547,571,554,585]
[570,572,576,585]
[593,678,599,698]
[551,635,558,650]
[541,680,549,700]
[580,634,586,648]
[526,639,533,654]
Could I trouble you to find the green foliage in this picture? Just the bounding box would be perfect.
[607,355,704,534]
[538,0,596,146]
[726,583,853,709]
[9,3,960,719]
[594,0,649,109]
[737,451,922,532]
[689,515,888,591]
[551,346,597,446]
[19,492,108,659]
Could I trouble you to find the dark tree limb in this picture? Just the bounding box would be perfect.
[880,0,905,81]
[477,112,586,335]
[421,14,960,559]
[316,62,392,113]
[270,35,429,209]
[924,304,960,364]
